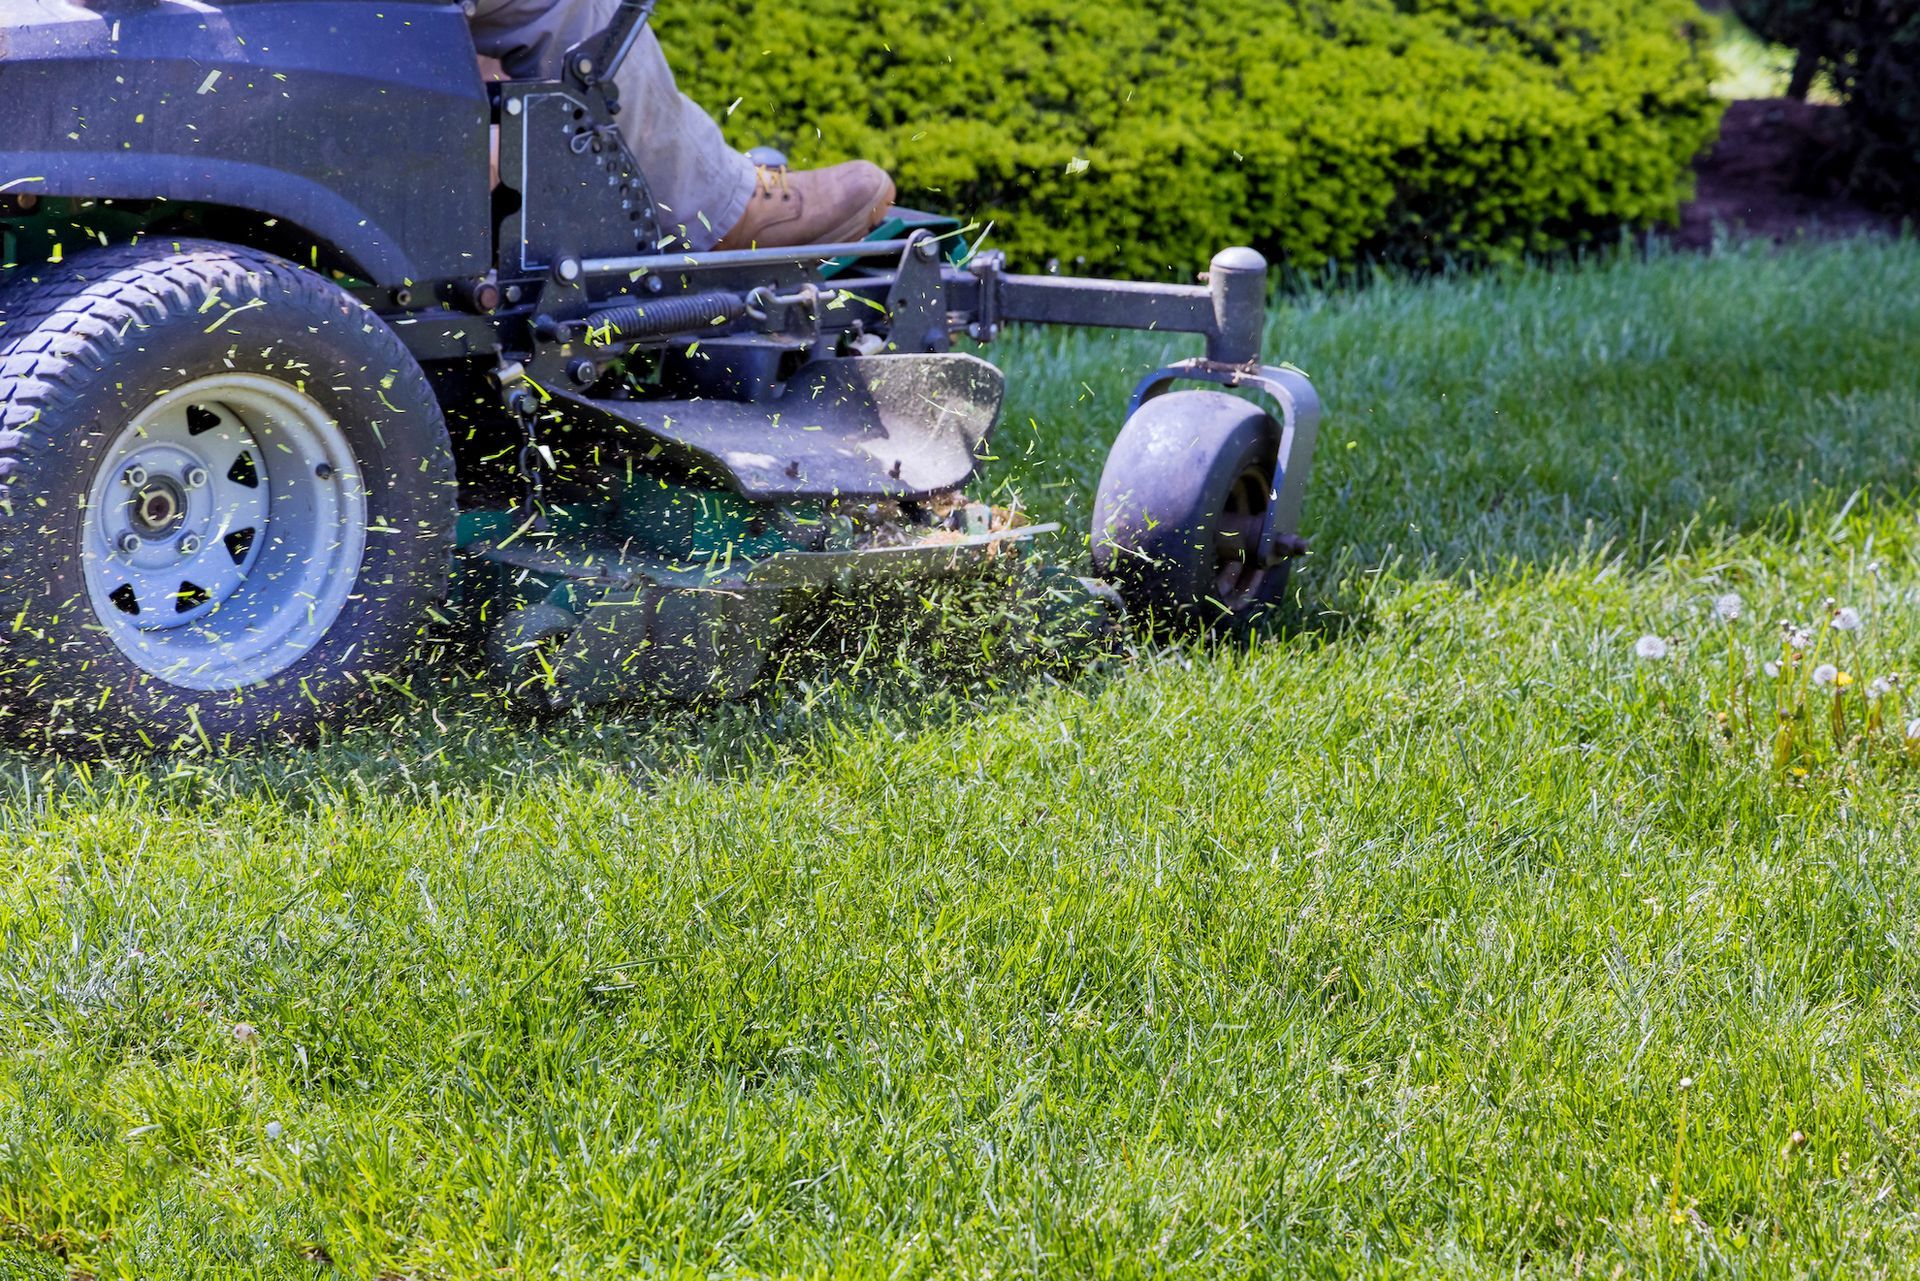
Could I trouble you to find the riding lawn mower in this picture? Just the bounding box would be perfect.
[0,0,1319,751]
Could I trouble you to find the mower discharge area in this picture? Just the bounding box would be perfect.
[0,0,1318,750]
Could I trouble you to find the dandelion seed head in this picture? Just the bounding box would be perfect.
[1869,678,1894,699]
[264,1120,283,1141]
[1634,635,1669,661]
[233,1023,258,1043]
[1906,718,1920,743]
[1713,593,1743,622]
[1832,607,1863,633]
[1763,661,1781,678]
[1813,663,1840,688]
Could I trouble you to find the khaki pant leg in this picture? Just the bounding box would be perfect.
[469,0,756,249]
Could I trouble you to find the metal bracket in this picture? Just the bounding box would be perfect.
[1131,358,1320,565]
[964,250,1005,342]
[566,0,658,92]
[885,231,951,354]
[497,82,659,275]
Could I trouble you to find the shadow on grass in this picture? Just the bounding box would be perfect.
[0,573,1142,809]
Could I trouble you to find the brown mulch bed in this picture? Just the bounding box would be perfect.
[1672,98,1906,247]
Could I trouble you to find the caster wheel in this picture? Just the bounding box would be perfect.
[1090,389,1292,634]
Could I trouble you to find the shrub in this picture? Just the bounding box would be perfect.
[658,0,1722,278]
[1734,0,1920,207]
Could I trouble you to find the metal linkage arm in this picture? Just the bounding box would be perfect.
[958,246,1270,365]
[996,274,1213,328]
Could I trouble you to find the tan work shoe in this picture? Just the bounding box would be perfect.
[714,161,897,251]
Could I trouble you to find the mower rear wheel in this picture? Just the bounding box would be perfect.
[0,241,456,751]
[1090,390,1288,633]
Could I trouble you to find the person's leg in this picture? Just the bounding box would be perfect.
[469,0,755,249]
[610,22,758,248]
[469,0,895,252]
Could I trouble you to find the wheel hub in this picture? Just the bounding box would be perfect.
[1213,462,1275,606]
[128,476,188,540]
[81,374,368,691]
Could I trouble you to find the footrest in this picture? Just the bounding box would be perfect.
[554,353,1005,501]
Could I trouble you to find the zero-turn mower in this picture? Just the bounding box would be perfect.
[0,0,1318,749]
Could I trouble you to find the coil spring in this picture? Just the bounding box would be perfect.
[587,291,747,341]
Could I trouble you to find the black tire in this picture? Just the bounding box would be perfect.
[0,241,457,752]
[1089,390,1288,634]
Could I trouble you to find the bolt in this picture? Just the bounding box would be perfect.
[505,97,523,117]
[184,466,209,489]
[122,465,148,488]
[644,275,665,295]
[567,356,599,387]
[914,238,939,262]
[179,533,202,556]
[554,257,582,284]
[504,284,523,304]
[315,462,336,481]
[116,532,140,554]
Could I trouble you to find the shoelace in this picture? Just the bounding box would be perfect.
[753,165,793,198]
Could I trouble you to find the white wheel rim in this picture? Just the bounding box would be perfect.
[81,374,368,691]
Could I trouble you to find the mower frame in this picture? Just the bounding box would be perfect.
[0,0,1320,734]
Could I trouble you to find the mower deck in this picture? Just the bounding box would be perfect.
[460,503,1059,706]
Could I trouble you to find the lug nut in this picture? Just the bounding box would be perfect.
[116,532,140,554]
[184,466,210,489]
[179,534,202,555]
[123,465,148,488]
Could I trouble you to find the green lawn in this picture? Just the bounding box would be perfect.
[6,237,1920,1278]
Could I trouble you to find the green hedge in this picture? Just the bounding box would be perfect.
[658,0,1722,278]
